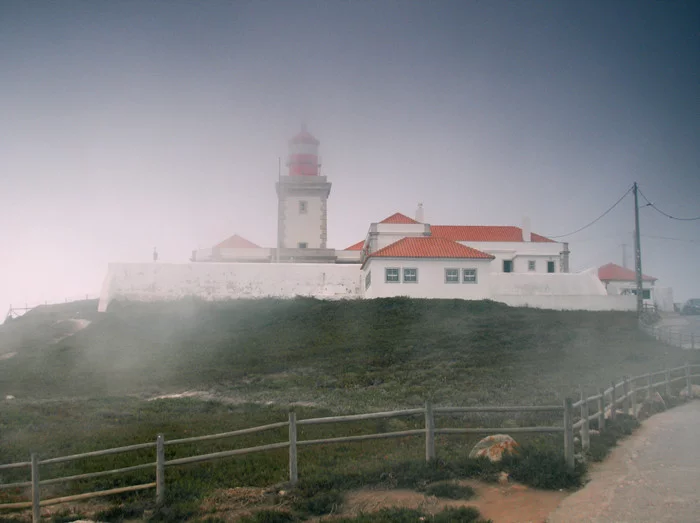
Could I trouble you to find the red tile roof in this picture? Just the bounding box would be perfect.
[367,237,494,264]
[345,240,365,251]
[215,234,261,249]
[598,263,657,282]
[430,225,555,243]
[380,212,420,224]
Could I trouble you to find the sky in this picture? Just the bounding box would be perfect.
[1,0,699,316]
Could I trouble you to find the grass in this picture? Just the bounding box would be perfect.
[0,297,694,521]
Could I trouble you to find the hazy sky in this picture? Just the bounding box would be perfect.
[1,0,699,315]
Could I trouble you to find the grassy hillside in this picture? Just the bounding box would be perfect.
[0,298,694,410]
[0,298,694,521]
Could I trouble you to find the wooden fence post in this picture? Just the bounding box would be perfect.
[424,401,435,462]
[31,453,40,523]
[630,378,638,418]
[597,387,605,431]
[288,411,298,485]
[610,382,617,421]
[665,369,672,398]
[686,363,693,399]
[622,377,630,415]
[156,434,165,505]
[563,398,574,470]
[579,386,590,451]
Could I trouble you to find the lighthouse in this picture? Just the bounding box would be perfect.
[275,126,334,261]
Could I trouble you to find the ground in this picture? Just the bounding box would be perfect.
[547,400,700,522]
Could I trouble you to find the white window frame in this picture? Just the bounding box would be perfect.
[528,260,536,272]
[299,200,308,214]
[463,268,478,284]
[385,267,400,283]
[403,268,418,283]
[445,268,460,283]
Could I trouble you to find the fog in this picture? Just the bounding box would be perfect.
[1,0,698,317]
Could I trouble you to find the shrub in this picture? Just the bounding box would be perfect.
[239,510,298,523]
[334,506,490,522]
[424,481,476,500]
[501,446,585,490]
[291,489,343,516]
[94,502,146,522]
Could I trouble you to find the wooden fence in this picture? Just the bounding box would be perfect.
[640,322,698,350]
[2,363,699,522]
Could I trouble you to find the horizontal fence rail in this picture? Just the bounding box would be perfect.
[2,363,699,522]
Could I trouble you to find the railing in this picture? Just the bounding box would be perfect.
[640,322,698,350]
[571,363,700,452]
[2,363,698,522]
[1,403,566,521]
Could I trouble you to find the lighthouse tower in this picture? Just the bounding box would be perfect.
[276,126,334,261]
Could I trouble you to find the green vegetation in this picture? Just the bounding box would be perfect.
[423,481,475,500]
[334,507,489,523]
[1,298,694,410]
[0,297,692,521]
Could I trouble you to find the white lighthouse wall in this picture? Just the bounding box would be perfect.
[98,262,361,311]
[283,195,324,249]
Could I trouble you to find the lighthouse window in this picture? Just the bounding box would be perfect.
[299,200,308,214]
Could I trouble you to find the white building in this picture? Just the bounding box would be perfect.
[99,129,635,312]
[598,263,674,312]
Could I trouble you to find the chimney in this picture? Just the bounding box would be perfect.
[522,217,532,242]
[415,203,424,223]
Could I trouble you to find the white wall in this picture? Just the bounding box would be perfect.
[99,262,361,311]
[194,248,272,262]
[363,258,493,299]
[494,295,636,311]
[335,250,362,263]
[283,195,324,249]
[458,241,564,273]
[490,270,608,296]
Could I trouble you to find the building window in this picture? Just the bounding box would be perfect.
[503,260,513,273]
[445,268,459,283]
[528,260,536,272]
[365,271,371,290]
[403,268,418,283]
[463,268,478,283]
[385,268,400,283]
[299,200,308,214]
[547,261,555,273]
[298,242,308,249]
[630,288,652,300]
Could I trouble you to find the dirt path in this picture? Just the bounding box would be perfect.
[547,401,700,522]
[333,480,566,523]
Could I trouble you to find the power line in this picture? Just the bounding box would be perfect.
[641,234,700,244]
[638,188,700,221]
[546,185,633,239]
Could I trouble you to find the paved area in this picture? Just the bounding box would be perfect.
[548,401,700,523]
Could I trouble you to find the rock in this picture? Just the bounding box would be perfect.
[680,384,700,399]
[638,392,667,419]
[5,395,14,400]
[498,471,510,485]
[589,429,600,436]
[469,434,519,462]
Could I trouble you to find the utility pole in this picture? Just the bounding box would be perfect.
[633,182,644,316]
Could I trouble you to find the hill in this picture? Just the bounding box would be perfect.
[0,298,694,410]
